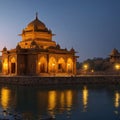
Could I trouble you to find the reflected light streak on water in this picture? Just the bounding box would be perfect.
[48,90,56,111]
[115,91,120,108]
[48,90,56,116]
[1,87,11,110]
[66,90,72,110]
[60,92,65,109]
[82,86,88,112]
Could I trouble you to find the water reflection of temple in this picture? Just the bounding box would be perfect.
[38,87,88,115]
[37,89,78,117]
[16,87,89,118]
[0,86,90,119]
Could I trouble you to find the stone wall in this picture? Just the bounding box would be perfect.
[0,76,119,86]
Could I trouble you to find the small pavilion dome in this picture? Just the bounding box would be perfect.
[110,48,120,56]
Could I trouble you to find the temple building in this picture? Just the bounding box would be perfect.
[1,14,78,76]
[109,48,120,63]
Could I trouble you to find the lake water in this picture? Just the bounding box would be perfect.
[0,84,120,120]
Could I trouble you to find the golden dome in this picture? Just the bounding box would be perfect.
[25,14,48,32]
[19,13,56,49]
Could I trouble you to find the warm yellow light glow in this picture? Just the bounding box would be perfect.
[83,64,88,70]
[91,69,94,73]
[115,64,120,70]
[3,63,8,70]
[58,58,65,72]
[115,92,120,108]
[67,63,70,66]
[3,59,8,74]
[67,58,73,73]
[38,62,41,65]
[66,90,72,111]
[67,63,71,70]
[48,91,56,110]
[52,63,55,66]
[11,57,16,63]
[82,86,88,111]
[67,63,72,73]
[60,92,65,108]
[1,88,11,109]
[49,57,57,72]
[51,63,55,72]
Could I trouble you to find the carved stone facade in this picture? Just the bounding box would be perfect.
[2,14,78,76]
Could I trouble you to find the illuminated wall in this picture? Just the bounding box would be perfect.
[2,58,8,75]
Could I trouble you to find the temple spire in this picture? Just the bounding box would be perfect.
[36,12,38,19]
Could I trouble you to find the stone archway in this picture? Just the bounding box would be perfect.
[49,57,57,73]
[58,57,65,73]
[67,58,73,73]
[10,57,16,74]
[38,56,47,73]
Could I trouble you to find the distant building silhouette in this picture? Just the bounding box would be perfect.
[109,48,120,63]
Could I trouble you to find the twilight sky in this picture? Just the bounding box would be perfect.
[0,0,120,62]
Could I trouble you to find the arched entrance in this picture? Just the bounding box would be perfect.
[40,63,45,72]
[67,58,73,73]
[10,57,16,74]
[38,56,47,73]
[11,63,15,73]
[58,57,65,73]
[49,57,57,73]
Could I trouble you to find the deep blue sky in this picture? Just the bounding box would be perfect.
[0,0,120,62]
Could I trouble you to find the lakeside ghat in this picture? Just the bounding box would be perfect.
[0,75,120,85]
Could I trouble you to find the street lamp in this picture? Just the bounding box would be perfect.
[83,64,88,70]
[83,64,89,75]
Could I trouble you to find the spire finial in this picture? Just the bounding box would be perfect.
[36,12,38,19]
